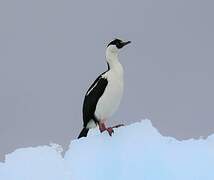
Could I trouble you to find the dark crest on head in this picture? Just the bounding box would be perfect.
[107,39,124,49]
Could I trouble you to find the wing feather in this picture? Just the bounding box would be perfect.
[82,75,108,127]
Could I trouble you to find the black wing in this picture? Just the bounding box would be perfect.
[82,74,108,127]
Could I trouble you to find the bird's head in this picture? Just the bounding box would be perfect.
[106,39,131,54]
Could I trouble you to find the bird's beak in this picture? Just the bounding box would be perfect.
[122,41,131,47]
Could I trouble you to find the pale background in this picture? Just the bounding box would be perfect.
[1,0,214,160]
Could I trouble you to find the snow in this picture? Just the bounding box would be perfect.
[1,119,214,180]
[0,146,70,180]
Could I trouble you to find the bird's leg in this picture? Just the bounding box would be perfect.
[98,122,106,133]
[98,121,114,136]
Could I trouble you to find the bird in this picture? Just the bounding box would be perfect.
[78,38,131,139]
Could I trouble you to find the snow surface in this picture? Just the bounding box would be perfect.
[1,119,214,180]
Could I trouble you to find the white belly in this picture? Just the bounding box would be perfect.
[95,72,123,121]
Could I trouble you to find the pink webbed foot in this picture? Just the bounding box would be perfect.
[98,122,114,136]
[106,127,114,136]
[98,122,124,137]
[107,124,124,136]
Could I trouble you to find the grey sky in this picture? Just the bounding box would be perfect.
[1,0,214,160]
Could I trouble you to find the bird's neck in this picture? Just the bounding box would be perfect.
[106,49,123,75]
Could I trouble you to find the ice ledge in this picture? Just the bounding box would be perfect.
[1,119,214,180]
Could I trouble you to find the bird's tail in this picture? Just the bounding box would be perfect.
[78,127,89,139]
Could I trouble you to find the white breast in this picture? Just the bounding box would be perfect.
[95,68,124,121]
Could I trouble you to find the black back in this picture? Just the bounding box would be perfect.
[82,72,108,127]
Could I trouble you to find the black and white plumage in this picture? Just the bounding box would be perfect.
[78,39,131,138]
